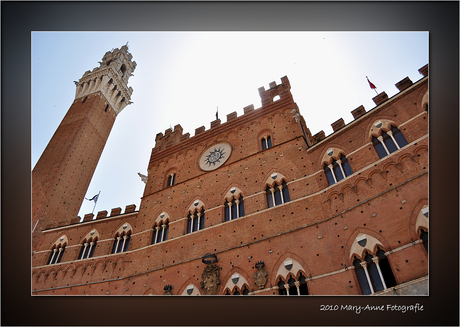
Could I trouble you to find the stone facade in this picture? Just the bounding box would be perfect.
[31,47,428,296]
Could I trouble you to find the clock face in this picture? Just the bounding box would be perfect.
[198,142,232,171]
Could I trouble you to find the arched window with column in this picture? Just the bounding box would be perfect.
[266,180,290,208]
[224,194,245,222]
[187,207,205,234]
[277,273,309,296]
[370,120,409,159]
[48,244,66,265]
[353,257,373,295]
[78,229,99,260]
[260,135,273,150]
[324,154,353,185]
[321,148,354,186]
[79,238,97,260]
[350,233,398,295]
[275,258,309,295]
[167,173,176,187]
[222,272,251,295]
[152,221,169,244]
[353,249,397,295]
[111,225,132,254]
[47,235,68,265]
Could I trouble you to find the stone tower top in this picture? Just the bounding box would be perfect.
[74,45,137,115]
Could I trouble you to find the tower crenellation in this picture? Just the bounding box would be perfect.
[75,45,136,115]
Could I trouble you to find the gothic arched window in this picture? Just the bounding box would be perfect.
[187,208,205,234]
[266,181,290,208]
[79,238,98,260]
[324,154,354,186]
[277,273,309,295]
[111,231,131,254]
[353,248,397,295]
[48,244,66,265]
[372,126,408,159]
[152,221,169,244]
[224,195,245,221]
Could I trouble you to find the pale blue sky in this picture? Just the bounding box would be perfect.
[32,32,428,218]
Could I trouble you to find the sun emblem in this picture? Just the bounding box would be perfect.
[205,147,226,167]
[199,142,232,171]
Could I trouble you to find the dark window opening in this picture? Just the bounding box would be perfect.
[262,136,272,150]
[167,174,176,187]
[376,248,397,288]
[420,229,428,252]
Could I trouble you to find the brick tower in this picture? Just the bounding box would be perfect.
[32,45,136,249]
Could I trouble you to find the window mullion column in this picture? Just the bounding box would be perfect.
[86,242,93,259]
[337,159,346,178]
[50,248,58,264]
[160,224,166,242]
[360,261,375,294]
[270,188,276,206]
[377,136,390,155]
[372,257,388,290]
[328,164,337,183]
[155,226,161,243]
[80,243,88,259]
[115,237,121,253]
[190,214,195,232]
[294,281,300,296]
[235,199,240,218]
[121,235,127,252]
[228,202,233,220]
[284,284,290,296]
[278,185,285,204]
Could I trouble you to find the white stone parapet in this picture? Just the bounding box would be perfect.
[74,45,136,115]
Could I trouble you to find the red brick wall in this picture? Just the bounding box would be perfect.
[32,92,116,249]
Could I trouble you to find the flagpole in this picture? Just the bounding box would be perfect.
[92,191,101,214]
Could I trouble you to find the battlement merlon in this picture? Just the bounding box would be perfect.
[150,76,296,155]
[258,76,292,106]
[43,204,138,231]
[154,124,188,151]
[74,45,137,115]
